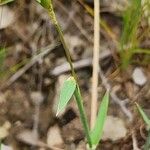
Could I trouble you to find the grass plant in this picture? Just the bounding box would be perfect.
[3,0,150,149]
[37,0,109,149]
[120,0,150,68]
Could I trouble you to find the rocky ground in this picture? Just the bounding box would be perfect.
[0,0,150,150]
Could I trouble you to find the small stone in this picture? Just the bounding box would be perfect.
[17,130,38,146]
[102,116,127,141]
[0,121,11,139]
[132,67,147,86]
[47,125,64,148]
[0,93,6,104]
[44,78,51,86]
[30,91,44,105]
[0,6,14,29]
[17,130,47,147]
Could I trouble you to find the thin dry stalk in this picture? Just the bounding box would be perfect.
[91,0,100,128]
[132,131,140,150]
[2,43,59,89]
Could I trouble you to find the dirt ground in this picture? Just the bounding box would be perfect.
[0,0,150,150]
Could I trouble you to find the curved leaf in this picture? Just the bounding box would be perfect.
[56,76,76,116]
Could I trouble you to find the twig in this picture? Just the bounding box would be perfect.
[2,42,59,89]
[132,131,140,150]
[91,0,100,128]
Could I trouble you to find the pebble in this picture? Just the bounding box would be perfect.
[132,67,147,86]
[0,121,11,139]
[47,125,64,148]
[102,116,127,141]
[0,6,14,29]
[30,91,44,105]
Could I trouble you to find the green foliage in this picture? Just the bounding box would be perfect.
[90,92,109,148]
[136,103,150,127]
[56,77,76,116]
[36,0,51,9]
[37,0,110,148]
[142,0,150,25]
[0,48,6,73]
[133,48,150,55]
[0,0,14,5]
[120,0,142,68]
[121,0,141,47]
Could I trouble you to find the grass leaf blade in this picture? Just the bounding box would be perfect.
[56,77,76,116]
[0,0,14,5]
[90,91,109,147]
[136,103,150,127]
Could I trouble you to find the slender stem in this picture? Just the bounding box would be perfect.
[54,23,77,80]
[74,85,92,147]
[46,1,92,148]
[91,0,100,128]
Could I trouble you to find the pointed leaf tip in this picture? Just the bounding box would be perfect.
[90,91,109,146]
[36,0,51,9]
[0,0,14,5]
[56,76,76,116]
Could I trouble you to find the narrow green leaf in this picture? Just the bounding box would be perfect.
[56,77,76,116]
[0,48,6,72]
[90,91,109,147]
[133,48,150,55]
[0,0,14,5]
[136,103,150,127]
[121,0,141,48]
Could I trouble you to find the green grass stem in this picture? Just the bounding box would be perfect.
[41,0,92,148]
